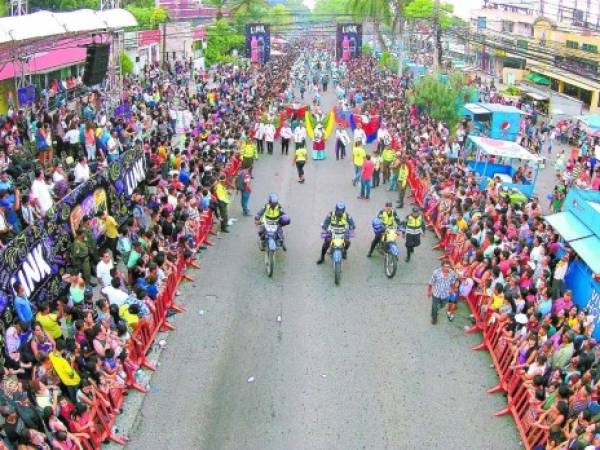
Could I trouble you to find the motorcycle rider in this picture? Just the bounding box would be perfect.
[255,193,287,250]
[316,201,355,265]
[367,201,401,257]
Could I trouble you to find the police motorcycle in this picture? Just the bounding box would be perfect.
[256,194,290,278]
[372,218,401,278]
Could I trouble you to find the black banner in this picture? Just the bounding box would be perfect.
[336,23,362,61]
[245,23,271,64]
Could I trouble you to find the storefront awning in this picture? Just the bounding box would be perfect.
[569,236,600,274]
[526,73,550,85]
[544,211,594,242]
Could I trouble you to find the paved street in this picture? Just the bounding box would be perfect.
[123,89,521,450]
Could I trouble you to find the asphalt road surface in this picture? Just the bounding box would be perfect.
[123,89,521,450]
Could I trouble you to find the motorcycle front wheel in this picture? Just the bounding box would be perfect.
[384,252,397,278]
[265,250,274,277]
[334,260,342,285]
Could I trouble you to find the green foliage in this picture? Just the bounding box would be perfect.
[0,0,8,16]
[204,19,245,67]
[29,0,96,11]
[409,72,468,132]
[125,6,168,30]
[120,51,134,75]
[404,0,454,29]
[347,0,391,25]
[502,86,521,96]
[284,0,312,17]
[379,51,399,72]
[312,0,349,21]
[267,4,292,30]
[361,43,373,55]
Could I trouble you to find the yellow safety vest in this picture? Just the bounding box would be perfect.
[398,165,409,187]
[382,148,395,162]
[242,143,258,160]
[406,215,422,234]
[330,211,348,227]
[263,204,281,220]
[215,182,231,204]
[380,210,395,226]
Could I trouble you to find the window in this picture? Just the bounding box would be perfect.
[574,9,585,22]
[502,21,514,33]
[582,43,598,53]
[477,17,486,29]
[566,40,579,49]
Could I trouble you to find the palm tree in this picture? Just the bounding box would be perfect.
[347,0,391,51]
[206,0,267,22]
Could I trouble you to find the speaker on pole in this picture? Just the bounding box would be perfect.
[82,44,110,86]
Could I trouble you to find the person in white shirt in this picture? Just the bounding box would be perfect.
[293,122,307,149]
[280,121,293,155]
[264,121,275,155]
[73,156,90,184]
[101,277,129,307]
[254,121,265,154]
[353,123,367,146]
[96,250,114,287]
[30,169,53,216]
[335,128,350,160]
[52,164,67,184]
[376,124,391,152]
[64,124,80,157]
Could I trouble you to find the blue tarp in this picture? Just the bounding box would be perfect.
[544,211,594,242]
[570,236,600,274]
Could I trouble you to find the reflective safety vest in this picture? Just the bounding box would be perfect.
[242,143,258,160]
[405,215,423,234]
[215,182,231,204]
[263,204,282,220]
[330,211,349,227]
[382,148,395,162]
[398,165,409,187]
[379,210,396,227]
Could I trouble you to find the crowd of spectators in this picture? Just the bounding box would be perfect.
[334,55,600,449]
[0,45,300,448]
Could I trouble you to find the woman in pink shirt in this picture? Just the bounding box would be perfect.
[359,154,375,200]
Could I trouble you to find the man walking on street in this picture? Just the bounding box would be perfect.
[359,154,374,199]
[214,174,231,233]
[397,158,410,208]
[352,139,366,186]
[427,260,456,325]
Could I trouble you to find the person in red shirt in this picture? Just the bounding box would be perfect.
[359,154,375,200]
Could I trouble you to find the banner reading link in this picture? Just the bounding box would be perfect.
[0,147,146,335]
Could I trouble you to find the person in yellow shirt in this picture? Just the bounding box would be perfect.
[119,304,141,331]
[352,140,366,186]
[214,174,231,233]
[49,340,80,402]
[97,210,119,257]
[36,302,62,339]
[293,145,308,183]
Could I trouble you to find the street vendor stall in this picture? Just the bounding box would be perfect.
[544,189,600,338]
[466,135,542,198]
[460,102,525,142]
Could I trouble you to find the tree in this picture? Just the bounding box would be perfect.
[267,4,292,30]
[311,0,349,22]
[347,0,391,51]
[204,19,245,66]
[409,72,468,133]
[125,6,168,30]
[404,0,453,67]
[120,51,134,75]
[29,0,96,11]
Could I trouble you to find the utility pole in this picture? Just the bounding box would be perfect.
[433,0,442,70]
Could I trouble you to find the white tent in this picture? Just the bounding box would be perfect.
[0,8,137,46]
[469,136,542,162]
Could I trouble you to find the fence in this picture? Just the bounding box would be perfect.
[76,153,241,447]
[406,159,549,450]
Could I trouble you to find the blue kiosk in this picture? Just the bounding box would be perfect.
[461,102,525,142]
[466,135,541,198]
[544,189,600,338]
